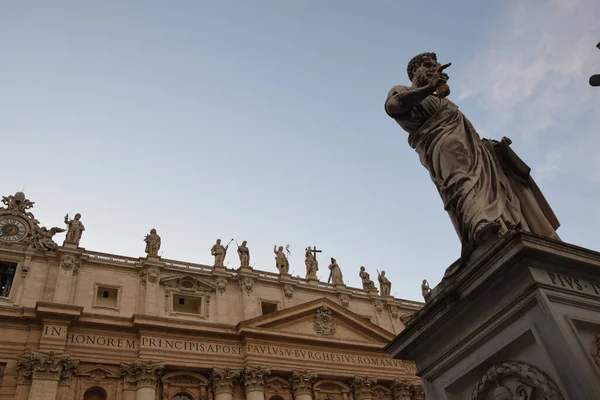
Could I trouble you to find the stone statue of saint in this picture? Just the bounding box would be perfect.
[421,279,431,299]
[378,270,391,296]
[237,240,250,267]
[211,239,228,267]
[359,266,377,291]
[305,247,318,279]
[385,52,560,261]
[64,213,85,245]
[144,229,161,256]
[328,258,344,285]
[274,245,289,274]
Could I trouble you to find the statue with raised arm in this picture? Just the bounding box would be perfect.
[328,258,344,285]
[144,229,161,256]
[274,245,289,274]
[378,270,391,296]
[359,266,377,291]
[211,239,229,267]
[64,213,85,245]
[237,240,250,267]
[385,52,560,262]
[305,247,318,279]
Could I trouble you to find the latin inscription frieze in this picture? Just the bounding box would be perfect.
[542,271,600,297]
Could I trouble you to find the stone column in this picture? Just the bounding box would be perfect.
[290,370,318,400]
[15,350,79,400]
[211,368,241,400]
[120,360,164,400]
[351,376,377,400]
[242,365,271,400]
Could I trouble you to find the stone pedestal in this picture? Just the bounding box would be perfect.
[386,232,600,399]
[139,257,164,316]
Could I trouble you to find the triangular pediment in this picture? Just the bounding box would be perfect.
[238,297,394,344]
[160,274,216,292]
[79,365,120,380]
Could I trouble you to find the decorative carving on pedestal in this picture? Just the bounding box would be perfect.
[339,294,350,308]
[374,300,383,315]
[352,376,377,400]
[242,364,271,393]
[139,268,160,286]
[216,277,227,293]
[290,370,318,396]
[239,276,254,295]
[470,361,564,400]
[15,351,79,384]
[283,284,294,299]
[60,254,81,273]
[389,305,399,319]
[211,368,241,395]
[120,360,164,390]
[591,334,600,368]
[314,306,336,337]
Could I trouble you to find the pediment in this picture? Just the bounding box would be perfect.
[160,274,216,293]
[239,298,393,344]
[79,365,120,380]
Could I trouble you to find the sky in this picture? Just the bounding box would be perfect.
[1,1,599,302]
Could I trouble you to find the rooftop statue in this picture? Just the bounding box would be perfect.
[385,52,560,263]
[64,213,85,246]
[237,240,250,267]
[144,229,161,257]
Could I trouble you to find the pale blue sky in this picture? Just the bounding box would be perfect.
[1,1,599,301]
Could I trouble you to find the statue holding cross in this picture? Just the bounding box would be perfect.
[305,246,321,280]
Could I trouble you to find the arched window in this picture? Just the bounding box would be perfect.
[83,386,107,400]
[172,393,194,400]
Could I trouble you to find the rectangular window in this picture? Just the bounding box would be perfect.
[172,294,202,315]
[261,301,278,315]
[0,261,17,298]
[94,286,119,309]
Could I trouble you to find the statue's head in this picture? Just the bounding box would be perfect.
[407,52,439,87]
[331,257,336,263]
[360,266,365,271]
[278,246,284,251]
[216,238,221,244]
[150,228,156,234]
[422,279,427,284]
[13,192,25,205]
[74,213,81,220]
[242,240,247,246]
[381,270,386,276]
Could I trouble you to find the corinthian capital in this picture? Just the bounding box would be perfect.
[242,364,271,393]
[391,378,423,400]
[120,360,164,390]
[211,368,241,395]
[352,376,377,400]
[16,350,78,383]
[290,370,318,396]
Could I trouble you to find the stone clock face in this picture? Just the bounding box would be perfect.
[0,216,28,242]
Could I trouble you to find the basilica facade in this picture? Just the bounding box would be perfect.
[0,192,424,400]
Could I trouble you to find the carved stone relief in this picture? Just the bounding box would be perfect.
[591,334,600,369]
[389,305,399,319]
[352,376,377,400]
[283,284,294,299]
[120,360,164,390]
[374,300,383,315]
[470,361,564,400]
[339,294,350,308]
[211,368,241,395]
[266,376,292,397]
[215,277,227,293]
[391,378,422,400]
[15,350,79,384]
[239,277,254,295]
[242,364,271,393]
[290,370,318,396]
[313,306,336,337]
[60,254,81,273]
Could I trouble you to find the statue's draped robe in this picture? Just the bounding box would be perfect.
[330,264,343,285]
[385,85,559,254]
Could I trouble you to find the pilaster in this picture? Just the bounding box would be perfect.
[138,256,164,316]
[53,248,83,304]
[236,270,259,319]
